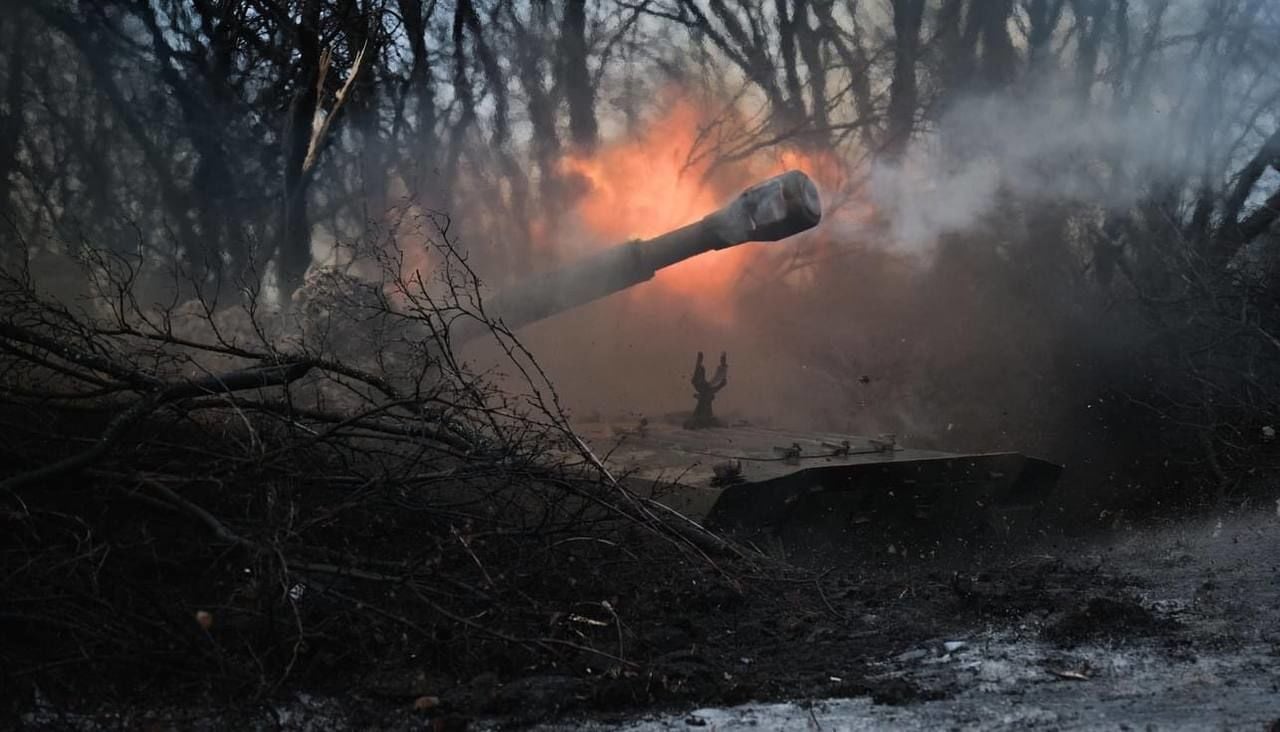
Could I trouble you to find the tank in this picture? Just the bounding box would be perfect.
[459,171,1060,554]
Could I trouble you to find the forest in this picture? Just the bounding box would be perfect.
[2,0,1279,727]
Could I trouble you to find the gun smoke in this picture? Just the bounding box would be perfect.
[496,72,1215,460]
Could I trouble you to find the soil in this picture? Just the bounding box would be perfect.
[556,505,1280,731]
[12,504,1280,730]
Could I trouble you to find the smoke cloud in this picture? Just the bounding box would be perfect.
[866,79,1196,255]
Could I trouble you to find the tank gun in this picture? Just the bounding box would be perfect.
[452,170,821,343]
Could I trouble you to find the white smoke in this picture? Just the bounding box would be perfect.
[865,77,1199,254]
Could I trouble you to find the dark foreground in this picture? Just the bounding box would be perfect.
[14,505,1280,730]
[554,507,1280,731]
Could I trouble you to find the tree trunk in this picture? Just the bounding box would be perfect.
[561,0,598,151]
[0,9,28,215]
[1026,0,1066,72]
[977,0,1017,89]
[398,0,439,190]
[884,0,924,161]
[278,0,322,302]
[1070,0,1106,104]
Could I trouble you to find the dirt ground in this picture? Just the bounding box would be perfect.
[12,496,1280,731]
[545,505,1280,731]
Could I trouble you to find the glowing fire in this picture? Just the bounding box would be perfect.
[553,95,841,324]
[559,101,721,243]
[388,91,850,328]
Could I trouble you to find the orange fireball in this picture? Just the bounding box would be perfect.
[552,93,840,325]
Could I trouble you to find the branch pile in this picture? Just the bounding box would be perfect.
[0,220,750,711]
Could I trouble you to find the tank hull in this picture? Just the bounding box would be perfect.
[574,420,1062,555]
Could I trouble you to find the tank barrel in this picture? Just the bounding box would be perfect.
[455,170,821,342]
